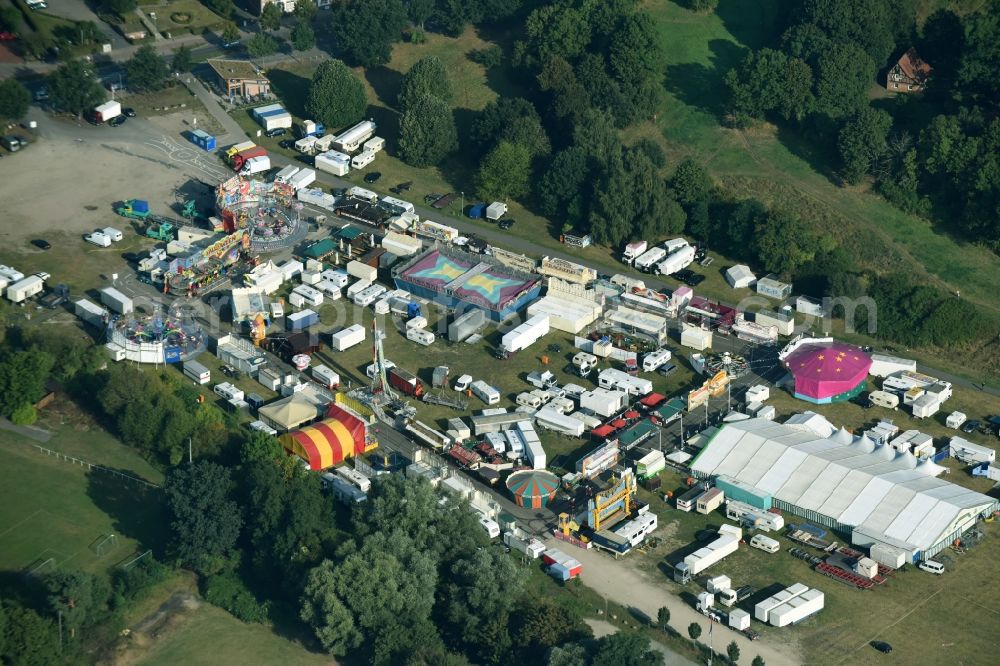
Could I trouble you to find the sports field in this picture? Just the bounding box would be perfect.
[0,426,165,577]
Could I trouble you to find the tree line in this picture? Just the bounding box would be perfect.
[162,448,666,666]
[723,0,1000,253]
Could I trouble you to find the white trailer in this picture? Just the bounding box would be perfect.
[312,364,340,389]
[501,314,550,353]
[346,186,379,203]
[655,244,696,276]
[471,380,500,405]
[335,466,371,493]
[725,500,785,532]
[100,287,133,314]
[674,528,740,582]
[948,437,996,464]
[333,120,376,152]
[5,275,44,303]
[362,136,385,153]
[286,168,316,191]
[755,584,824,627]
[503,528,546,558]
[642,348,672,372]
[868,353,918,378]
[534,406,585,437]
[330,324,365,351]
[297,187,338,210]
[597,368,653,396]
[523,436,547,470]
[633,247,666,272]
[184,360,210,385]
[406,328,435,346]
[350,149,376,169]
[314,150,351,176]
[579,388,627,418]
[380,196,416,216]
[74,299,105,327]
[346,260,377,282]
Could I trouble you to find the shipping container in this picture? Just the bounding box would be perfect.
[99,286,133,314]
[329,324,365,351]
[184,360,210,385]
[286,309,319,331]
[189,129,216,151]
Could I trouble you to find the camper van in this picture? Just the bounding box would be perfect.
[479,517,501,539]
[471,380,500,405]
[869,390,900,409]
[750,534,780,553]
[918,560,945,575]
[516,392,543,409]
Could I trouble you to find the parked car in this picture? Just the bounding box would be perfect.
[498,219,515,230]
[33,272,50,281]
[279,138,295,149]
[961,420,981,434]
[870,641,893,654]
[109,115,126,127]
[675,269,705,287]
[395,181,412,190]
[123,107,136,117]
[424,193,444,204]
[363,171,382,184]
[657,362,677,377]
[31,239,51,250]
[453,374,473,392]
[265,127,286,138]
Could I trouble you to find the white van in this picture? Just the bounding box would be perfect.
[102,227,124,242]
[918,560,945,575]
[750,534,780,553]
[85,231,111,247]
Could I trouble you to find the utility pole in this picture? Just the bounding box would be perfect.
[188,437,192,464]
[58,610,63,653]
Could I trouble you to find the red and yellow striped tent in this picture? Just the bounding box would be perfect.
[281,405,367,470]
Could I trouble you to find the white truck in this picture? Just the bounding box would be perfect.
[673,525,741,583]
[622,240,648,263]
[240,155,271,176]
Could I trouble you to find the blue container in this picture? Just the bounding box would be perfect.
[190,129,216,151]
[468,203,486,219]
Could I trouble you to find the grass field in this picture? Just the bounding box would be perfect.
[135,603,331,666]
[0,427,165,577]
[644,0,1000,316]
[633,465,1000,665]
[147,0,225,37]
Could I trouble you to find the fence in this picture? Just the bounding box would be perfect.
[33,445,160,489]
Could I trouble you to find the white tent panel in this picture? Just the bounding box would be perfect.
[794,460,849,510]
[839,476,897,526]
[755,448,810,495]
[882,493,943,543]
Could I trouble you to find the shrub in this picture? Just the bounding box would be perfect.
[203,573,270,623]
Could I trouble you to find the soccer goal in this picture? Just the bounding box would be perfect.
[91,533,119,557]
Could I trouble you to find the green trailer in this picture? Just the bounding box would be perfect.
[116,199,151,220]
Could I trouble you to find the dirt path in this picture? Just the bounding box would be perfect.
[108,592,203,665]
[549,537,802,666]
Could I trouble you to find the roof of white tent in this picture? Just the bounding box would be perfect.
[691,418,996,552]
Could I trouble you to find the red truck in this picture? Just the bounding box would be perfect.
[231,146,268,171]
[388,366,424,397]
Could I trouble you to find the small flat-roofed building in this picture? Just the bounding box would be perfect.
[208,59,271,99]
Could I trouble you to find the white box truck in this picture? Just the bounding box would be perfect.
[501,314,550,353]
[287,168,317,191]
[240,155,271,176]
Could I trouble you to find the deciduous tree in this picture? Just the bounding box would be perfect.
[593,631,661,666]
[164,461,242,574]
[398,94,457,167]
[727,640,741,663]
[327,0,407,67]
[125,44,168,91]
[171,45,193,73]
[470,97,550,158]
[300,560,360,656]
[688,622,702,641]
[290,19,316,51]
[246,32,278,59]
[838,106,892,184]
[670,158,715,207]
[397,56,452,111]
[475,141,531,201]
[0,79,32,122]
[0,349,54,419]
[259,2,282,31]
[537,146,591,228]
[657,605,671,631]
[0,602,60,666]
[48,59,105,117]
[306,59,367,130]
[44,571,109,638]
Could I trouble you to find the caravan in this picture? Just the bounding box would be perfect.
[471,380,500,405]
